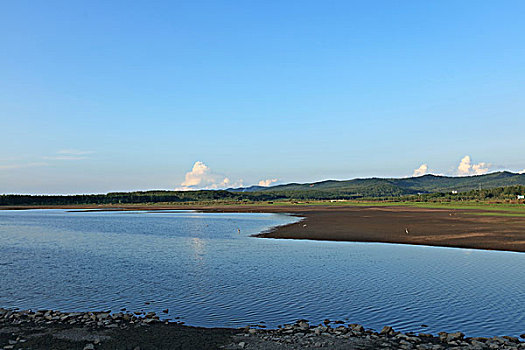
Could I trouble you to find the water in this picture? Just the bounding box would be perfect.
[0,209,524,337]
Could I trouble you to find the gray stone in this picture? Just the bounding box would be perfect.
[238,341,246,349]
[83,344,95,350]
[446,332,464,342]
[352,324,364,333]
[380,326,394,335]
[470,340,488,348]
[297,320,309,331]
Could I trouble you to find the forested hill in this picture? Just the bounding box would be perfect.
[1,172,525,205]
[230,171,525,196]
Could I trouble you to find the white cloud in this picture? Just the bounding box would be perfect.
[58,149,94,155]
[0,162,48,171]
[258,178,278,187]
[457,155,490,176]
[179,161,235,190]
[412,164,429,177]
[43,149,94,161]
[43,155,88,160]
[519,169,525,174]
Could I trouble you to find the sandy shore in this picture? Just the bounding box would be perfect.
[2,204,525,253]
[254,206,525,253]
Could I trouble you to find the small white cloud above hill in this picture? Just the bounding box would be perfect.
[258,178,278,187]
[412,164,429,177]
[457,156,490,176]
[179,161,240,190]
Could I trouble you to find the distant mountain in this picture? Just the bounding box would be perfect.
[2,171,524,205]
[229,171,525,197]
[226,185,267,192]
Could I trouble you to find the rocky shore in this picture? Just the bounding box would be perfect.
[1,308,524,349]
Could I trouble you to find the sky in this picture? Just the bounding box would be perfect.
[1,0,525,194]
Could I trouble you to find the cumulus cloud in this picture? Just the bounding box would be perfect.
[258,178,278,187]
[412,164,429,177]
[457,156,490,176]
[519,169,525,174]
[180,161,234,190]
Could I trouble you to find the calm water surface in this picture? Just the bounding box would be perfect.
[0,209,523,337]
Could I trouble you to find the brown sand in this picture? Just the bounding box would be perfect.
[250,205,525,253]
[2,204,525,253]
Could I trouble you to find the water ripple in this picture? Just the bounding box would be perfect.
[0,210,524,336]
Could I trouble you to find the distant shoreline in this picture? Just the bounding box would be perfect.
[2,204,525,253]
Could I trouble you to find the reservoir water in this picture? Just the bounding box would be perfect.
[0,209,523,337]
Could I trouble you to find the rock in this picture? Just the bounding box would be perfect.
[470,339,487,347]
[96,313,110,320]
[162,309,169,313]
[380,326,394,335]
[238,341,246,349]
[335,326,347,334]
[297,320,309,331]
[350,324,364,333]
[83,344,95,350]
[503,336,519,343]
[248,328,257,335]
[313,325,327,335]
[446,331,464,342]
[419,333,433,338]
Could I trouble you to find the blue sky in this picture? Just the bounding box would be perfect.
[1,1,525,194]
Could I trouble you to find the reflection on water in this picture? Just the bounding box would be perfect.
[190,237,206,261]
[0,209,524,337]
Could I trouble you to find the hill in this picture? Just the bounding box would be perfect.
[1,172,525,205]
[236,171,525,197]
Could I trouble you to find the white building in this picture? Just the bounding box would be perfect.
[518,195,524,200]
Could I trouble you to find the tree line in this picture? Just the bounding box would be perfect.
[1,185,524,206]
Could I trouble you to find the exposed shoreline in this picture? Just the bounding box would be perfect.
[1,308,523,349]
[2,204,525,253]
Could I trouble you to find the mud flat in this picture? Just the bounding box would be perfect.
[248,205,525,253]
